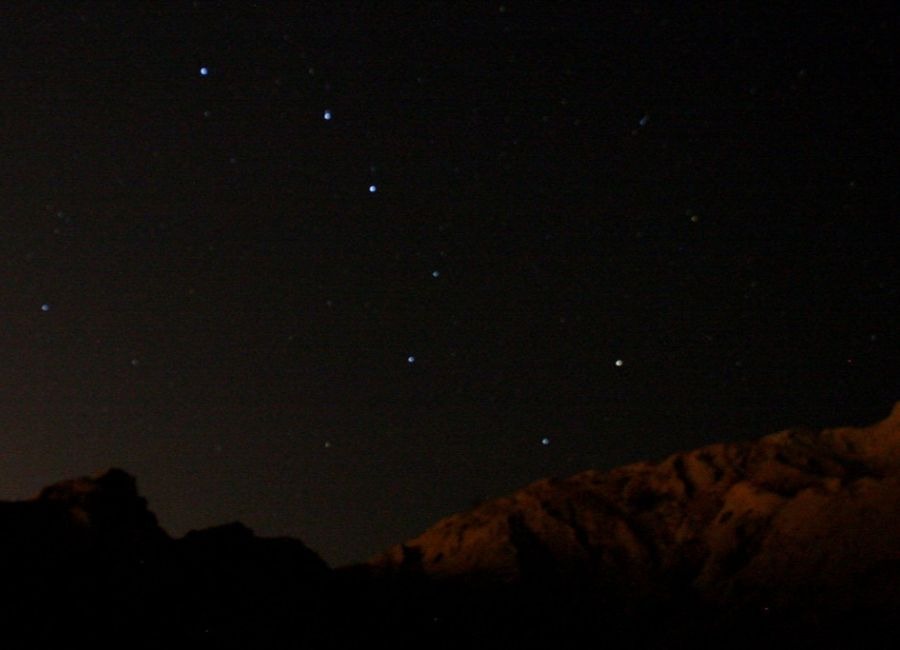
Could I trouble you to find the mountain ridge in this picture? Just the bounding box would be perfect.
[368,401,900,615]
[1,402,898,647]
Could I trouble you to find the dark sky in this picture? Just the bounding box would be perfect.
[0,2,897,565]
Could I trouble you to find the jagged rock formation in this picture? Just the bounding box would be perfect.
[30,467,169,547]
[0,468,330,649]
[370,403,900,617]
[2,407,899,648]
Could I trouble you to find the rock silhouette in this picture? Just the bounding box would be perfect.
[0,468,330,648]
[1,404,899,648]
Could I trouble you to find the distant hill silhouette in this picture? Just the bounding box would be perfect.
[2,403,899,648]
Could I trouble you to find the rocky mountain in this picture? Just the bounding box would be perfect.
[0,468,330,649]
[2,405,899,648]
[370,403,900,618]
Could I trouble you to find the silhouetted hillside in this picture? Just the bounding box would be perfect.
[2,404,899,648]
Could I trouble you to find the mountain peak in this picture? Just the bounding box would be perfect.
[37,467,139,502]
[369,403,900,613]
[32,467,167,544]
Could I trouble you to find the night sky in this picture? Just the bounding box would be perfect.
[1,3,897,566]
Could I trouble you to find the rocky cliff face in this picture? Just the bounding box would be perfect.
[370,403,900,613]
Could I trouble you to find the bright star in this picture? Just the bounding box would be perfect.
[407,355,416,364]
[199,67,209,76]
[323,110,332,120]
[369,184,377,193]
[541,437,550,446]
[41,303,50,312]
[615,359,624,367]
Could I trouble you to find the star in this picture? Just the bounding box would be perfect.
[615,359,624,367]
[369,184,378,193]
[41,303,51,312]
[323,110,332,121]
[407,355,416,364]
[199,66,209,76]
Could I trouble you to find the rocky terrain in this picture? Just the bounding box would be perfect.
[0,467,331,648]
[1,403,899,648]
[371,402,900,614]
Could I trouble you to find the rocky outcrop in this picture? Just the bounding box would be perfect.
[370,403,900,613]
[0,468,331,648]
[0,467,169,594]
[32,467,169,546]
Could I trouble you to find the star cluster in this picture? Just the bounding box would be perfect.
[0,4,897,565]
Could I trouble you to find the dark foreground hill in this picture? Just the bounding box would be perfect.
[2,404,900,648]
